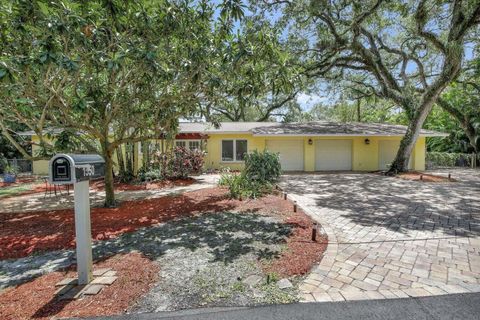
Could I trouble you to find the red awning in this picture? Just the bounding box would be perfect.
[175,133,209,140]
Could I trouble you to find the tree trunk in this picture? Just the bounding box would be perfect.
[125,142,134,177]
[101,135,115,207]
[387,101,434,174]
[356,99,361,122]
[103,149,116,207]
[116,146,126,177]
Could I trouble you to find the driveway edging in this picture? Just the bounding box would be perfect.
[286,194,339,302]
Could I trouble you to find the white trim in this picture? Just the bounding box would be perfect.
[221,139,248,162]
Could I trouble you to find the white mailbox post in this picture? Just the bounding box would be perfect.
[49,154,105,285]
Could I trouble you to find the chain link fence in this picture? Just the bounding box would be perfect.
[0,159,32,174]
[426,152,478,169]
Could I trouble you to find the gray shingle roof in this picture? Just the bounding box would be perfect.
[250,122,447,137]
[180,121,447,137]
[179,122,279,133]
[17,122,447,137]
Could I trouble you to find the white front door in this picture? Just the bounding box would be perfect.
[266,140,304,171]
[315,140,352,171]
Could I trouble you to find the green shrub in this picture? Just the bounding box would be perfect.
[244,150,281,184]
[219,172,272,199]
[218,151,279,199]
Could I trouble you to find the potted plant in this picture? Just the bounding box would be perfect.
[3,164,19,183]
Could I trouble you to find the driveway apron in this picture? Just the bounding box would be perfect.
[280,169,480,302]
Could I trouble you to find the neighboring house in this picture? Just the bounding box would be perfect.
[19,121,447,175]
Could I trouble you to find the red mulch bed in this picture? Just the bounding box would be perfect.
[0,178,196,198]
[0,187,327,277]
[91,177,196,191]
[0,252,159,320]
[0,177,37,187]
[262,210,327,277]
[0,187,327,318]
[397,171,456,182]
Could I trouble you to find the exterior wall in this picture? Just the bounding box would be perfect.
[31,133,427,174]
[31,136,49,175]
[203,135,426,172]
[204,134,265,171]
[413,137,426,171]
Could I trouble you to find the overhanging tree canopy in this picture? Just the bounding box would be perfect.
[0,0,229,206]
[257,0,480,172]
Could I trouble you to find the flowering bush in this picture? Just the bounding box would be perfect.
[140,146,205,181]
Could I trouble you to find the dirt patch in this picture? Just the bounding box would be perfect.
[0,252,159,320]
[397,171,456,183]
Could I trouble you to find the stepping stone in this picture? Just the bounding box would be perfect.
[277,279,293,289]
[91,276,117,285]
[93,268,112,277]
[242,275,262,287]
[83,284,104,295]
[55,277,77,287]
[103,270,117,277]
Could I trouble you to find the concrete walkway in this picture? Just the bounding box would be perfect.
[0,174,220,213]
[280,169,480,302]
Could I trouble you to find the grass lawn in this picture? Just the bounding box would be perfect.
[0,185,32,198]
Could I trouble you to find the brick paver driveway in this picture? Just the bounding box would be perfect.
[280,169,480,302]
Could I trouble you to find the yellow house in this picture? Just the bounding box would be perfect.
[24,121,447,175]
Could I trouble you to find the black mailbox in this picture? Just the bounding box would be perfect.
[49,154,105,184]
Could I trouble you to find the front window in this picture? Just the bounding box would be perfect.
[222,139,247,161]
[175,140,201,151]
[189,140,200,151]
[175,141,187,148]
[236,140,247,161]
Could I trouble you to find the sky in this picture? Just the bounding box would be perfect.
[209,0,478,112]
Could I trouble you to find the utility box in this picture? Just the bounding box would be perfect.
[49,154,105,185]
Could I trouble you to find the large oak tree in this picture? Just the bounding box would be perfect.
[258,0,480,172]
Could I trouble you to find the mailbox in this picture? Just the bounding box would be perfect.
[47,153,106,285]
[49,154,105,185]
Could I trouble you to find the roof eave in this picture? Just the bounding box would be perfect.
[252,133,449,137]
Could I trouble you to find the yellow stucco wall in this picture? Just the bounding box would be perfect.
[204,134,265,171]
[201,135,426,172]
[413,137,426,171]
[31,136,49,175]
[31,134,427,174]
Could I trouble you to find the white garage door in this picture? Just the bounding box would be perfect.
[378,140,412,170]
[266,140,304,171]
[315,140,352,171]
